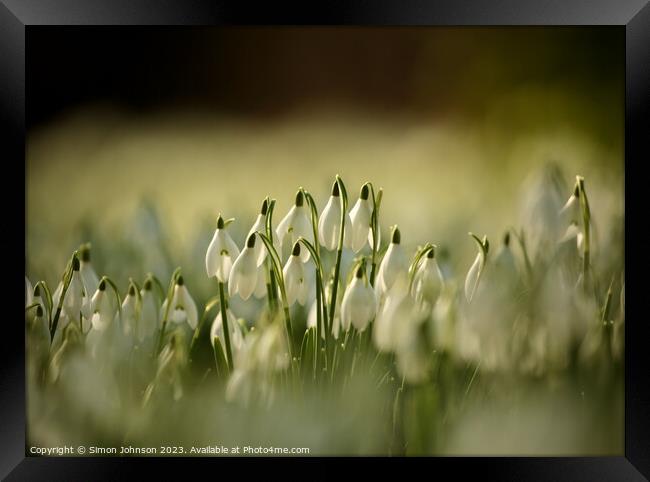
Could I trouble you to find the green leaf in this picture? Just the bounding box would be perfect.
[212,337,230,380]
[300,327,315,381]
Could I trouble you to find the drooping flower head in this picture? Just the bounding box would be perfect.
[163,276,198,330]
[25,276,33,307]
[348,183,373,253]
[79,243,100,298]
[206,214,240,283]
[373,273,412,352]
[139,278,159,341]
[283,242,311,306]
[318,180,352,251]
[229,233,260,301]
[376,226,408,296]
[90,279,116,332]
[31,284,49,321]
[559,221,584,253]
[121,284,138,337]
[340,265,377,333]
[63,257,85,322]
[492,232,519,288]
[276,190,312,262]
[464,233,489,303]
[28,304,51,352]
[411,246,445,308]
[247,198,279,267]
[559,182,581,222]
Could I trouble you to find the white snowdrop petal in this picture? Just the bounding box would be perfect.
[318,197,340,251]
[464,253,482,302]
[349,198,372,252]
[26,277,33,307]
[178,285,198,329]
[80,261,100,298]
[205,231,221,278]
[253,265,268,298]
[140,289,159,340]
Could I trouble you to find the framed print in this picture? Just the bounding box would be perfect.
[2,0,649,479]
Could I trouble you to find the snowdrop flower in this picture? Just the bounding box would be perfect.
[559,221,584,253]
[276,190,312,262]
[139,279,159,341]
[79,244,100,297]
[210,307,244,354]
[492,233,519,287]
[205,215,240,283]
[29,305,51,352]
[348,183,373,252]
[411,247,444,308]
[90,279,117,332]
[464,234,489,303]
[318,181,352,251]
[121,285,138,337]
[247,198,279,267]
[340,266,377,332]
[162,276,198,330]
[375,226,408,296]
[63,257,85,322]
[283,243,311,306]
[31,284,49,321]
[25,276,33,307]
[373,273,411,352]
[559,183,580,221]
[229,233,260,301]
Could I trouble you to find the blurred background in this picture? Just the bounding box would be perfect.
[26,26,624,309]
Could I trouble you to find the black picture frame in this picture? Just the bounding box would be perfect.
[2,1,648,479]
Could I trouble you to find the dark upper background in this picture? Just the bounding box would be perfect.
[27,27,623,132]
[26,27,625,297]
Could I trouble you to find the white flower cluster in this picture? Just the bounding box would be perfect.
[25,171,622,399]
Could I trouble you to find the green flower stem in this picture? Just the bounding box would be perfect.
[155,267,182,355]
[190,295,219,354]
[264,197,279,309]
[577,176,591,289]
[264,258,275,312]
[127,278,142,335]
[256,231,294,361]
[218,281,234,373]
[297,237,328,380]
[303,190,326,374]
[49,251,78,341]
[314,275,323,379]
[147,273,167,303]
[368,185,383,287]
[328,175,348,349]
[100,276,122,315]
